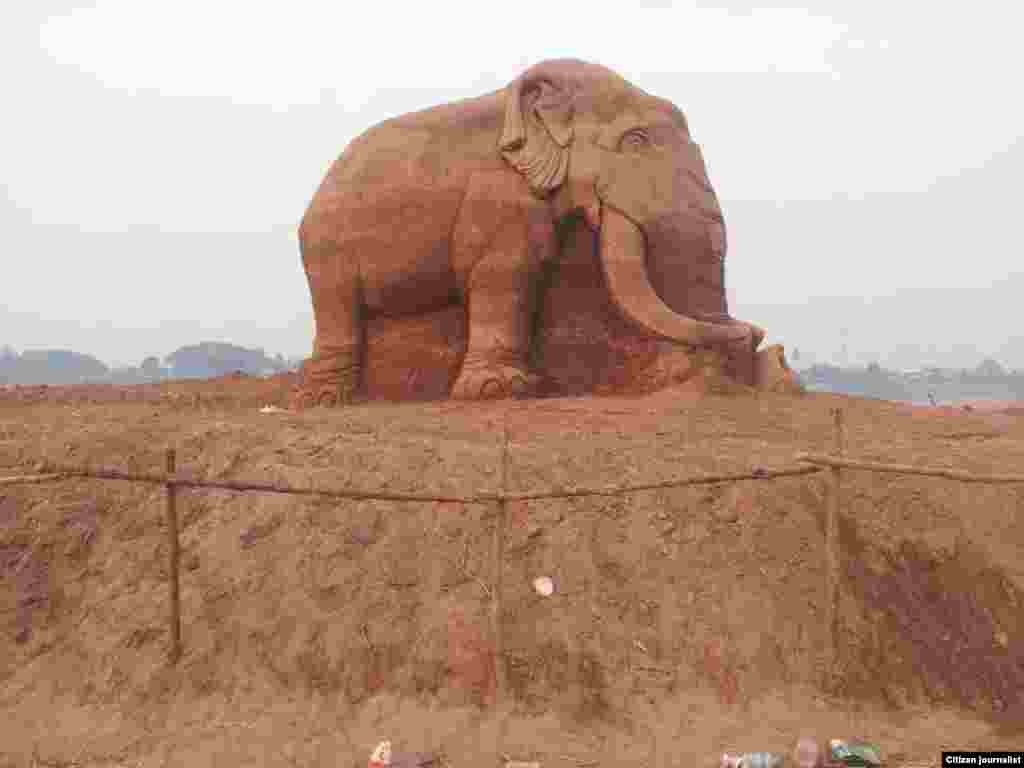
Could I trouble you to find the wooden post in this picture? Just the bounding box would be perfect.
[165,448,182,663]
[825,408,844,680]
[491,425,508,704]
[486,423,511,766]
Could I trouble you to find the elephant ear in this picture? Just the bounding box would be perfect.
[499,73,574,197]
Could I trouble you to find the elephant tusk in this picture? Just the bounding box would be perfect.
[598,204,751,346]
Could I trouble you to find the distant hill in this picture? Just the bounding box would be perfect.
[0,349,109,385]
[164,342,285,379]
[0,343,301,386]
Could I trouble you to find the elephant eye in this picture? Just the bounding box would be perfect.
[531,79,555,105]
[619,128,651,151]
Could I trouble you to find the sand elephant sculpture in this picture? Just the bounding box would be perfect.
[297,58,770,406]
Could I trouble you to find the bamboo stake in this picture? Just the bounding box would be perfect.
[487,422,511,766]
[795,453,1024,484]
[165,448,182,663]
[491,424,509,705]
[825,408,844,682]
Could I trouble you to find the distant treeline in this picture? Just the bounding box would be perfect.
[4,343,1023,404]
[798,359,1024,403]
[0,343,303,386]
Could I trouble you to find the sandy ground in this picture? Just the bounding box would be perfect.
[1,375,1023,767]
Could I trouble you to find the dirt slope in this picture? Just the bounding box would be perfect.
[1,377,1023,767]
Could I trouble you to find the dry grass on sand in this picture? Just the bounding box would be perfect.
[1,374,1023,766]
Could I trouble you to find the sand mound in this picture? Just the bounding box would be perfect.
[1,382,1023,766]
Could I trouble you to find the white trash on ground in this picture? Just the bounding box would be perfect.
[532,576,554,596]
[794,736,822,768]
[369,741,392,768]
[722,753,785,768]
[829,740,882,767]
[369,741,437,768]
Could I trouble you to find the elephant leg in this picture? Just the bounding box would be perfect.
[452,251,541,400]
[300,238,364,407]
[450,175,554,400]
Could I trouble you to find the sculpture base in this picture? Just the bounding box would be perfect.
[293,325,801,408]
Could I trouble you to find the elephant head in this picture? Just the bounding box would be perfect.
[499,59,763,350]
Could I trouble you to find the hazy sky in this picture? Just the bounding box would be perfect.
[2,1,1022,370]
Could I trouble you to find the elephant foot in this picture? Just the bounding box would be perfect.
[297,353,361,408]
[451,362,538,400]
[296,389,317,410]
[296,385,351,409]
[658,350,700,388]
[313,385,355,408]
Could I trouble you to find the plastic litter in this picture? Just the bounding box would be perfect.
[532,576,554,596]
[794,736,822,768]
[259,405,288,414]
[829,740,881,767]
[740,753,786,768]
[369,741,392,768]
[368,742,437,768]
[392,751,437,768]
[722,753,785,768]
